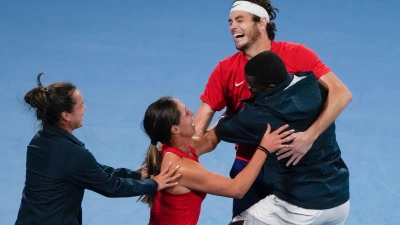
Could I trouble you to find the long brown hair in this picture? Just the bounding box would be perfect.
[139,96,181,207]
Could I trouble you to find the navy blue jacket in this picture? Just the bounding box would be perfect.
[15,124,158,225]
[216,72,349,209]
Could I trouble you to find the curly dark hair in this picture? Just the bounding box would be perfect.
[245,51,287,85]
[232,0,279,40]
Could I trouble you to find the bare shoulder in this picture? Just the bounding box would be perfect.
[161,153,203,176]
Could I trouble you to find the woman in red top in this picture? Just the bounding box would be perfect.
[140,96,296,225]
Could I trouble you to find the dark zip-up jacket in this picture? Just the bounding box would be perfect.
[15,124,158,225]
[215,72,349,209]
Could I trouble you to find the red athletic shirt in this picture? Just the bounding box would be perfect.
[148,145,207,225]
[200,41,331,161]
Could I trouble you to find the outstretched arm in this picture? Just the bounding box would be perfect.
[277,71,352,166]
[179,125,295,198]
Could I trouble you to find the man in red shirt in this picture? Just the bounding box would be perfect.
[194,0,352,218]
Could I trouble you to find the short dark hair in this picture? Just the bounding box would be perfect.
[24,73,76,125]
[245,51,287,86]
[232,0,279,40]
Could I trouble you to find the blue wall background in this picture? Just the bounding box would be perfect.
[1,1,399,224]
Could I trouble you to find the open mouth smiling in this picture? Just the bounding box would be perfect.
[234,33,245,40]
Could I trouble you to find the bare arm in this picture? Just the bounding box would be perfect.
[192,129,220,157]
[192,114,225,156]
[179,125,295,198]
[277,71,352,166]
[193,102,216,136]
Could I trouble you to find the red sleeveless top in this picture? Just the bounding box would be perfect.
[148,145,207,225]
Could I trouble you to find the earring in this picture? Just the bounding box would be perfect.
[67,119,70,121]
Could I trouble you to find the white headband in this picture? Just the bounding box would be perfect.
[230,1,270,23]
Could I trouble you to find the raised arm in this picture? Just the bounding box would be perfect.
[278,71,352,166]
[192,129,220,157]
[193,102,216,136]
[178,125,295,198]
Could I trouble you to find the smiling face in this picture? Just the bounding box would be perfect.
[63,89,86,132]
[173,99,195,138]
[229,11,262,51]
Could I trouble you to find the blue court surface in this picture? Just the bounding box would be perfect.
[1,1,399,224]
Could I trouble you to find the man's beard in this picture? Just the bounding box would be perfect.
[236,24,261,51]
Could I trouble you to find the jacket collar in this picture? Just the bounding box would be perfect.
[43,124,84,146]
[240,73,321,121]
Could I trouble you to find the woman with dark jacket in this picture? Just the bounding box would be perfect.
[15,73,180,225]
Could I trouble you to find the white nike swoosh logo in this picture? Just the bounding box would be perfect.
[235,81,245,87]
[232,2,240,9]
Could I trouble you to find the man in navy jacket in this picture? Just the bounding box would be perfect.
[215,51,350,225]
